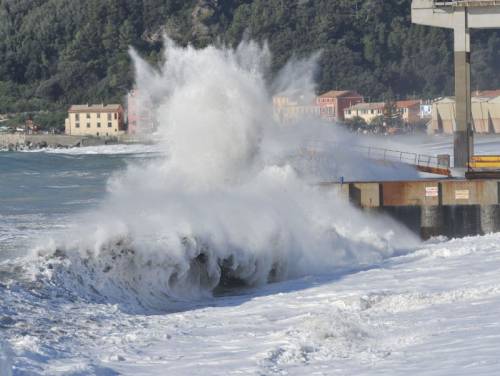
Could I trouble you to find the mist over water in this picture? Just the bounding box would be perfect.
[26,39,418,310]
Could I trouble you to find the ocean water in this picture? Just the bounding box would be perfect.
[0,131,419,374]
[0,149,161,374]
[1,148,500,376]
[3,38,499,375]
[0,151,135,259]
[0,39,420,374]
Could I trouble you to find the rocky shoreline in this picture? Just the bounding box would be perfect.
[0,134,150,151]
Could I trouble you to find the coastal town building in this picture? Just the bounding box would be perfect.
[64,104,125,137]
[420,102,433,119]
[316,90,364,122]
[344,99,424,127]
[396,100,421,124]
[272,89,363,124]
[431,92,500,134]
[127,89,156,135]
[24,118,38,134]
[344,102,385,124]
[272,94,320,123]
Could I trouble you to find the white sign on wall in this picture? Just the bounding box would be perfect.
[455,190,470,200]
[425,186,439,197]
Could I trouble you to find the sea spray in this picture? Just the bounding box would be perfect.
[31,38,419,310]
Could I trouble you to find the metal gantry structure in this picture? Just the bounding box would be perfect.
[412,0,500,169]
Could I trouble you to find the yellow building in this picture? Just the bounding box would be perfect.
[65,104,125,137]
[344,102,385,124]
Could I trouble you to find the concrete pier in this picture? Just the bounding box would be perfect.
[421,206,444,239]
[480,204,500,234]
[325,178,500,239]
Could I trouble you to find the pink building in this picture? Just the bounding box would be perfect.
[127,89,155,135]
[316,90,364,122]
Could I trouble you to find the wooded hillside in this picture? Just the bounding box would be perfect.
[1,0,500,114]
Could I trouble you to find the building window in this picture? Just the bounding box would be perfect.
[86,123,91,128]
[75,114,80,121]
[97,122,101,128]
[108,122,112,128]
[371,109,374,114]
[75,123,80,128]
[86,113,91,119]
[97,113,100,119]
[114,113,117,120]
[107,113,112,121]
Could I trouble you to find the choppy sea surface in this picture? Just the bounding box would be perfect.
[0,151,137,258]
[0,148,157,374]
[1,144,500,376]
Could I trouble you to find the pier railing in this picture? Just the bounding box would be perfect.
[352,144,451,175]
[354,145,448,167]
[296,143,451,176]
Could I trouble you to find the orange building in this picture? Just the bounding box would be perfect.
[316,90,364,122]
[396,100,422,124]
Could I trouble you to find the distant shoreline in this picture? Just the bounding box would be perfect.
[0,133,155,151]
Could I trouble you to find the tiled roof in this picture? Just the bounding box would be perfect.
[475,89,500,98]
[348,102,385,110]
[396,100,421,108]
[318,90,360,98]
[69,104,122,112]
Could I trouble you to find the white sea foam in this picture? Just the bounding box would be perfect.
[25,143,163,155]
[0,340,13,376]
[31,38,418,310]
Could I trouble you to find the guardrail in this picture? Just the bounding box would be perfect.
[294,143,451,176]
[353,145,450,169]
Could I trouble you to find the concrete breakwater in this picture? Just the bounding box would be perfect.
[323,179,500,239]
[0,134,110,150]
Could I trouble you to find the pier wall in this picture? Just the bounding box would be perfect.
[324,179,500,239]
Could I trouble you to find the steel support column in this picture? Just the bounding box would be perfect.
[453,8,473,168]
[412,0,500,170]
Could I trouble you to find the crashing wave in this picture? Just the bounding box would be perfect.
[27,38,418,311]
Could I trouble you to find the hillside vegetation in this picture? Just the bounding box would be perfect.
[1,0,500,115]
